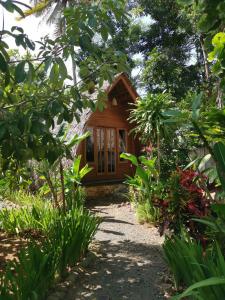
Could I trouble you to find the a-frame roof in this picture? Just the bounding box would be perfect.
[65,73,138,156]
[106,72,139,102]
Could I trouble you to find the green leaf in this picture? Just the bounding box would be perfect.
[191,218,218,231]
[79,66,90,78]
[15,61,26,83]
[192,93,202,121]
[198,154,212,171]
[1,0,15,12]
[120,153,138,166]
[79,35,92,50]
[44,57,52,73]
[15,34,26,49]
[11,26,24,33]
[5,70,10,86]
[136,166,149,184]
[88,16,97,28]
[49,63,59,83]
[79,165,92,179]
[51,100,64,115]
[97,101,105,112]
[177,0,195,5]
[0,52,8,73]
[173,277,225,299]
[27,62,35,82]
[12,3,25,17]
[73,156,81,175]
[68,131,90,148]
[25,37,35,50]
[162,109,182,117]
[213,142,225,192]
[0,126,6,140]
[56,57,67,79]
[56,123,68,139]
[212,32,225,47]
[184,157,201,170]
[211,204,225,218]
[101,26,108,42]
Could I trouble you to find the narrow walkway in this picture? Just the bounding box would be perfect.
[48,202,167,300]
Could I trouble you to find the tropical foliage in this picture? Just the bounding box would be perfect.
[122,1,225,297]
[1,0,225,298]
[0,205,99,299]
[121,153,161,224]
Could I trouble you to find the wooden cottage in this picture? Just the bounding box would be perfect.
[73,73,141,184]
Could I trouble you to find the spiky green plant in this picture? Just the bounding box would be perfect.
[164,235,225,299]
[0,206,100,299]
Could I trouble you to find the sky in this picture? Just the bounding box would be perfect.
[0,1,54,51]
[0,1,151,94]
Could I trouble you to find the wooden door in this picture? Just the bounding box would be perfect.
[96,127,116,175]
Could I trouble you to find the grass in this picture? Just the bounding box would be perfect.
[0,187,100,298]
[0,203,56,234]
[164,235,225,300]
[2,190,45,207]
[137,200,159,225]
[0,204,100,299]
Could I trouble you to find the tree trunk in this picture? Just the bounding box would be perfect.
[59,160,66,213]
[156,126,161,178]
[216,80,223,109]
[45,174,60,210]
[69,1,77,86]
[199,35,210,83]
[71,50,77,85]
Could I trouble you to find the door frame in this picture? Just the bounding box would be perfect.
[96,127,117,176]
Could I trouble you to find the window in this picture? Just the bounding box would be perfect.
[97,128,105,173]
[107,128,116,173]
[86,127,94,162]
[119,129,127,160]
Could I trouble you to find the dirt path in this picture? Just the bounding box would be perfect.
[48,203,167,300]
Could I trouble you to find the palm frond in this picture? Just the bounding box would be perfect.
[46,1,65,25]
[19,0,51,19]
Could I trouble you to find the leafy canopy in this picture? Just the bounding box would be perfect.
[0,0,129,169]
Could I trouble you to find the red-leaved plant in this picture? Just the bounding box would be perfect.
[155,169,209,240]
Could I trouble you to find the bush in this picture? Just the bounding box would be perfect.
[48,207,100,277]
[0,207,100,299]
[0,203,57,234]
[2,190,44,207]
[121,153,161,225]
[164,234,225,299]
[0,242,58,300]
[156,169,209,238]
[137,198,160,224]
[0,186,100,299]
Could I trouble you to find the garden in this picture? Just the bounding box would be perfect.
[0,0,225,299]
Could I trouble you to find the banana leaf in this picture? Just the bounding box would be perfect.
[213,142,225,192]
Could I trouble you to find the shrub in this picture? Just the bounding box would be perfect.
[0,203,57,234]
[121,153,161,225]
[164,234,225,300]
[156,169,209,238]
[0,242,58,300]
[192,203,225,253]
[48,207,100,277]
[4,190,44,207]
[137,198,160,224]
[65,186,86,211]
[0,207,100,299]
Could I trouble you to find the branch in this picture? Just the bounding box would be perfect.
[1,59,117,110]
[12,1,32,9]
[8,57,46,64]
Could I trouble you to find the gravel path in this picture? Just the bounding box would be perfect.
[48,202,167,300]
